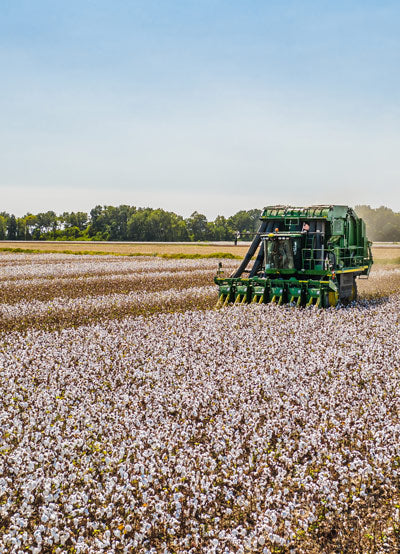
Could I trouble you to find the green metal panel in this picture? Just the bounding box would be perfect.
[356,219,362,246]
[347,216,356,245]
[262,205,333,220]
[332,219,345,235]
[329,205,348,219]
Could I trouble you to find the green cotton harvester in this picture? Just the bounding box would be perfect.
[215,205,373,308]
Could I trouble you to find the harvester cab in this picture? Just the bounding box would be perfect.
[215,205,373,308]
[263,232,301,270]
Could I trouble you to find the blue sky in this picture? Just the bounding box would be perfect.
[1,1,399,218]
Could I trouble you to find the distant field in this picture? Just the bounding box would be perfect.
[372,246,400,263]
[0,241,399,263]
[0,240,248,258]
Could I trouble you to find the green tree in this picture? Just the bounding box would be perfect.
[61,212,88,231]
[127,209,150,241]
[127,208,188,241]
[88,205,136,240]
[210,215,231,240]
[171,215,189,241]
[0,215,7,239]
[16,218,27,240]
[23,214,37,240]
[227,209,262,238]
[355,205,400,241]
[185,212,209,241]
[88,205,105,238]
[33,211,58,239]
[107,205,136,240]
[7,214,17,240]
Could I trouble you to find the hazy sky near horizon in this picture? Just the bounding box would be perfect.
[1,1,399,219]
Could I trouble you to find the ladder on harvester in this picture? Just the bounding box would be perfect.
[303,234,315,270]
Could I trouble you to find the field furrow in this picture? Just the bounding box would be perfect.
[0,269,218,305]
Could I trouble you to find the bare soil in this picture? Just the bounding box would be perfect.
[1,241,399,262]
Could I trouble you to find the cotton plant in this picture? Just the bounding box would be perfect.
[0,253,232,282]
[0,253,400,552]
[0,253,237,331]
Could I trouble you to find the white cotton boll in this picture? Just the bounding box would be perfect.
[16,517,26,528]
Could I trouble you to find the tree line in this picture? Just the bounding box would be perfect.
[1,204,399,242]
[0,206,262,242]
[354,205,400,242]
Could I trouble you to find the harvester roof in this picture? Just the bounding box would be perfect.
[261,205,352,220]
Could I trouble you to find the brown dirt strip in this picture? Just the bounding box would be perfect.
[372,247,400,263]
[0,292,217,334]
[0,271,217,305]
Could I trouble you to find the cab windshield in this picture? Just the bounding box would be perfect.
[264,237,300,270]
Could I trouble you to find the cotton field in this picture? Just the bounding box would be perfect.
[1,254,400,553]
